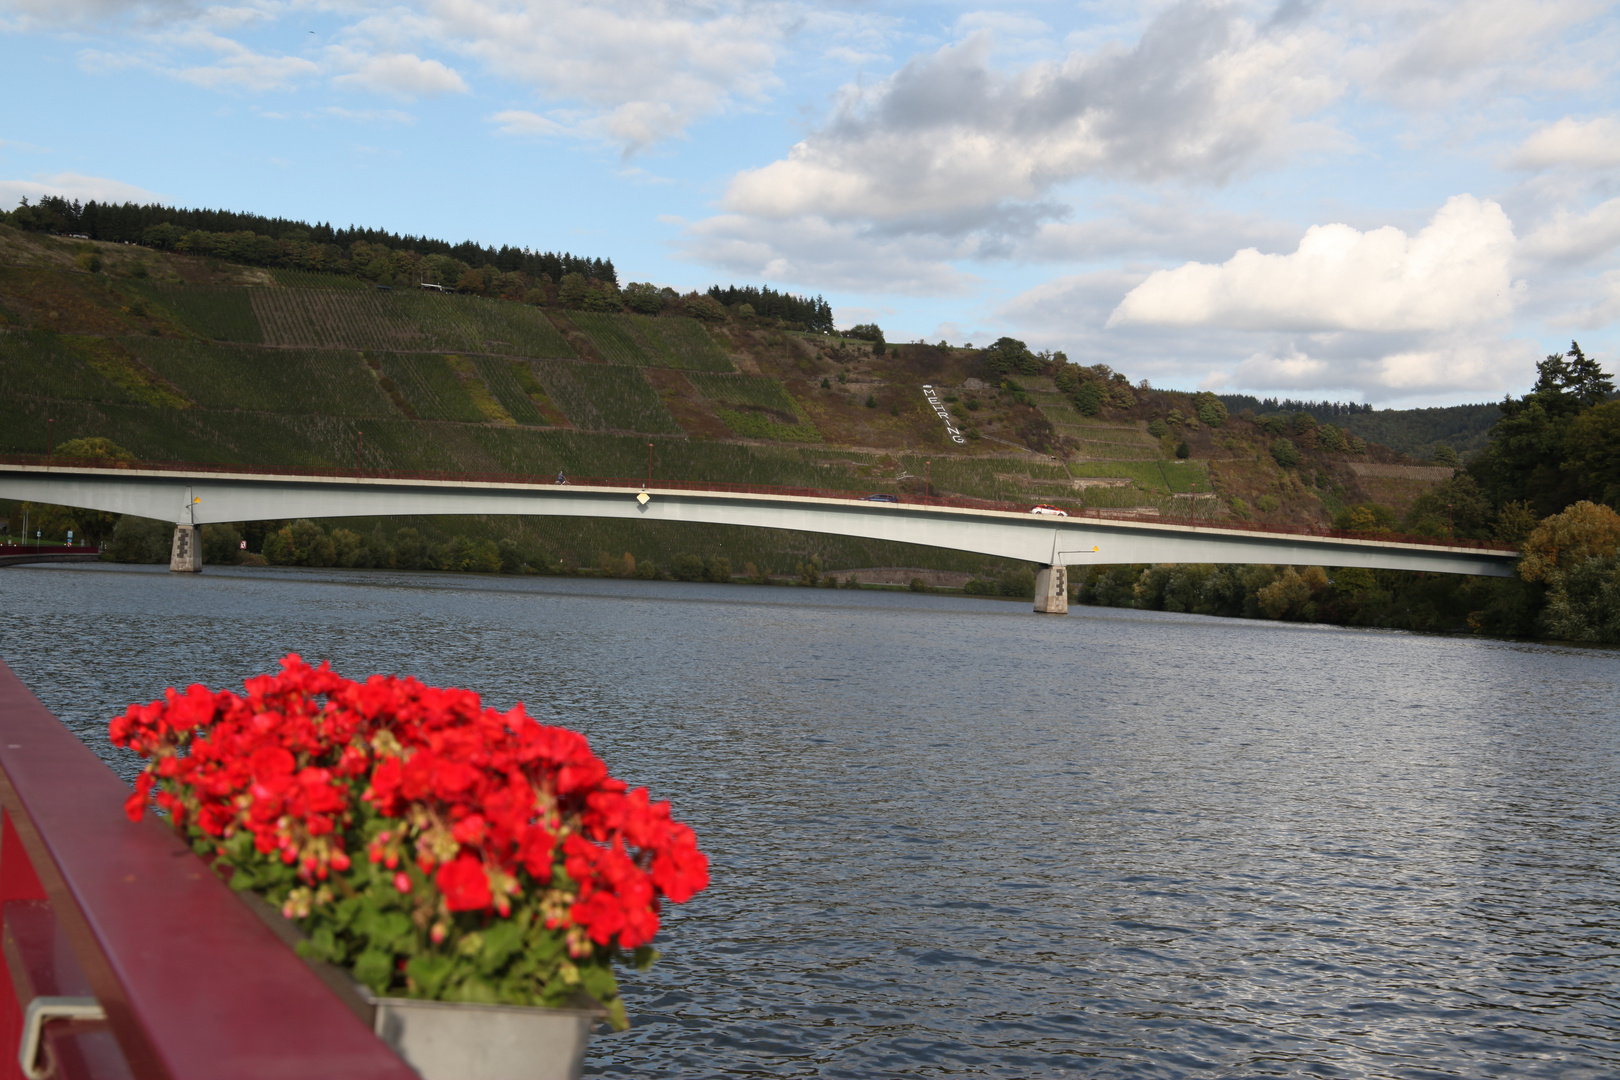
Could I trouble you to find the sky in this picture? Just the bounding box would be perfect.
[2,1,1618,407]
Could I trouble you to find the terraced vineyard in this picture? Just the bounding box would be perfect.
[921,455,1074,502]
[0,330,148,404]
[391,293,575,359]
[566,312,651,365]
[373,354,487,423]
[252,289,428,351]
[569,312,732,371]
[132,341,393,416]
[1068,459,1209,493]
[133,284,263,343]
[468,357,547,426]
[530,361,681,434]
[686,372,821,442]
[1062,429,1161,460]
[270,269,370,290]
[633,316,732,371]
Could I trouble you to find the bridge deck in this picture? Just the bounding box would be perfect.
[0,458,1518,579]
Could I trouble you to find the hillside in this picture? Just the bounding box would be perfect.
[1218,393,1501,459]
[0,224,1462,573]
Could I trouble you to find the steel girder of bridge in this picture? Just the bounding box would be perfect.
[0,463,1516,580]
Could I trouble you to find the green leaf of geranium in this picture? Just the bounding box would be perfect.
[352,949,394,996]
[477,920,525,975]
[405,953,456,999]
[445,976,500,1004]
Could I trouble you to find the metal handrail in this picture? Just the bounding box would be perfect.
[0,660,417,1080]
[0,454,1519,554]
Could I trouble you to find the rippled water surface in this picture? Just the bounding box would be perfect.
[2,563,1617,1078]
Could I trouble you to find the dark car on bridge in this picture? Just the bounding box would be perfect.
[862,493,900,503]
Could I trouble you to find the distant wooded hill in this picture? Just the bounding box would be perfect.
[1218,394,1500,459]
[4,195,618,285]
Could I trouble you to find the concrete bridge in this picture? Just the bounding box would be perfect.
[0,462,1518,613]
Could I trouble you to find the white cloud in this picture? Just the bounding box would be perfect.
[1507,115,1620,170]
[489,109,569,138]
[1520,195,1620,264]
[681,213,977,296]
[724,4,1343,227]
[0,0,165,31]
[1109,195,1520,333]
[319,106,416,125]
[148,28,319,91]
[418,0,785,152]
[331,51,468,99]
[0,171,165,206]
[17,0,791,150]
[1209,337,1540,403]
[992,266,1545,405]
[1022,198,1301,263]
[1358,0,1610,108]
[1569,269,1620,328]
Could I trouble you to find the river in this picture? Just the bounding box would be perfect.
[1,563,1616,1078]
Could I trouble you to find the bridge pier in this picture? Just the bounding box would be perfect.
[169,524,202,573]
[1033,564,1067,614]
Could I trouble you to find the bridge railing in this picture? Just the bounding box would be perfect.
[0,454,1518,554]
[0,659,418,1080]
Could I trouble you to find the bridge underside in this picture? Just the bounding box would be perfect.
[0,466,1517,579]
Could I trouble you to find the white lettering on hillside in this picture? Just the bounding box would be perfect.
[921,385,967,444]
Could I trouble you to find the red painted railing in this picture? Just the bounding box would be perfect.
[0,660,417,1079]
[0,548,99,557]
[0,454,1518,553]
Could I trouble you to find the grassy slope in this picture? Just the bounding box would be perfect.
[0,225,1452,566]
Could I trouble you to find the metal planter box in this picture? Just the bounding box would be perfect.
[235,889,599,1080]
[365,995,598,1080]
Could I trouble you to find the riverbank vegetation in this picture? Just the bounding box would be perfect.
[1078,347,1620,644]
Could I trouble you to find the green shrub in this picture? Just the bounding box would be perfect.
[1333,503,1396,532]
[1256,494,1280,513]
[1075,382,1103,416]
[202,524,244,564]
[1194,392,1228,427]
[55,436,137,465]
[999,568,1036,597]
[1270,438,1300,468]
[1539,554,1620,643]
[264,519,335,566]
[683,294,727,321]
[109,516,171,563]
[671,554,705,581]
[623,283,664,315]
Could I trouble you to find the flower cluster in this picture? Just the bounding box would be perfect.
[112,655,707,971]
